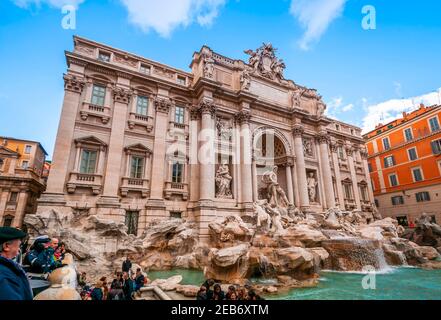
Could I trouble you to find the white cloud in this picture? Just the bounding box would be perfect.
[12,0,84,8]
[325,96,353,118]
[290,0,348,50]
[361,88,441,134]
[119,0,227,37]
[393,81,402,97]
[342,103,353,112]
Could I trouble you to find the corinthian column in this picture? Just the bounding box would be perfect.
[316,131,336,209]
[361,148,375,204]
[330,142,346,210]
[198,99,216,201]
[235,110,253,205]
[101,86,132,200]
[46,74,85,197]
[292,124,310,209]
[285,158,294,205]
[149,97,172,199]
[346,145,362,211]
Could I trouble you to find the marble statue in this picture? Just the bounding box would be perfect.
[262,166,290,208]
[215,162,233,198]
[253,200,271,231]
[203,52,215,79]
[316,96,326,118]
[291,87,303,108]
[307,172,318,203]
[240,69,251,90]
[244,43,285,81]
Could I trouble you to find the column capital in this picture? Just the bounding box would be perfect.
[234,110,251,125]
[190,105,200,120]
[329,141,338,153]
[154,96,172,114]
[292,124,305,137]
[345,145,354,157]
[315,131,330,144]
[112,86,133,104]
[63,74,86,93]
[198,99,216,118]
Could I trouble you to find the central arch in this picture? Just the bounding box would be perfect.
[252,127,293,202]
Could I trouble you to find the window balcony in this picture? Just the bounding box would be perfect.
[361,200,372,211]
[79,102,111,124]
[344,198,357,210]
[66,172,102,195]
[168,121,189,139]
[128,112,154,132]
[164,181,189,200]
[5,201,17,211]
[120,177,150,198]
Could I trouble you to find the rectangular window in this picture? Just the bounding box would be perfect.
[3,216,13,227]
[0,158,4,170]
[136,96,149,116]
[140,64,150,74]
[360,185,368,201]
[368,163,372,172]
[412,168,423,182]
[175,106,185,124]
[429,117,440,132]
[338,146,345,160]
[125,211,139,236]
[98,51,110,62]
[389,174,398,187]
[391,196,404,205]
[374,199,379,207]
[24,145,32,154]
[170,211,182,219]
[416,192,430,202]
[396,216,409,227]
[343,184,353,200]
[21,161,29,169]
[172,162,184,183]
[382,137,391,150]
[407,147,418,161]
[79,150,97,174]
[91,85,106,106]
[177,76,186,85]
[384,155,395,168]
[130,156,144,179]
[9,192,18,203]
[431,139,441,155]
[404,128,413,141]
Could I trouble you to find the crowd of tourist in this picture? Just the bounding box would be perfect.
[196,279,264,300]
[78,257,149,300]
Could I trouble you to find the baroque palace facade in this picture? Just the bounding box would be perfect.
[38,36,374,240]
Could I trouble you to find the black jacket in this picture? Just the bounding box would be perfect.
[122,260,132,272]
[0,256,33,300]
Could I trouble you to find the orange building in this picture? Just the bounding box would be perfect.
[0,136,47,227]
[364,104,441,226]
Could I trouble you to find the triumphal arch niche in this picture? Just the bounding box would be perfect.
[39,37,374,240]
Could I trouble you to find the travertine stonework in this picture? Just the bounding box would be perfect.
[37,37,375,241]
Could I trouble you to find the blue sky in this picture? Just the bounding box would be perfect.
[1,0,441,158]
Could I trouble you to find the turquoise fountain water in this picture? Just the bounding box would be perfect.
[148,267,441,300]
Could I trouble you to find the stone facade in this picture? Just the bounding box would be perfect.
[37,37,374,241]
[0,137,47,227]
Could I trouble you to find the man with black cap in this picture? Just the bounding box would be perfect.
[0,226,33,300]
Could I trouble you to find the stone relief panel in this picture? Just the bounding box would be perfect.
[249,80,289,105]
[303,137,315,158]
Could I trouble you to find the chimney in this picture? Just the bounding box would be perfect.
[419,103,425,109]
